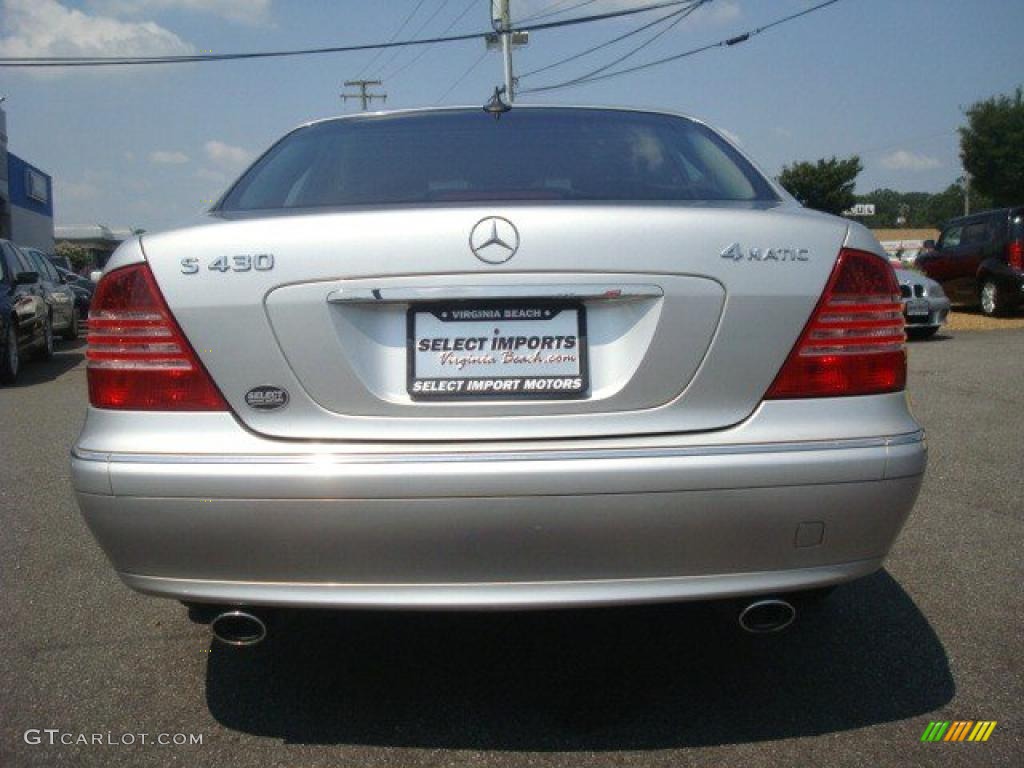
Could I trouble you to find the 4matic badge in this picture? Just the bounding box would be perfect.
[720,242,810,262]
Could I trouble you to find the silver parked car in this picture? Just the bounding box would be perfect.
[895,268,950,339]
[71,107,925,642]
[21,246,79,340]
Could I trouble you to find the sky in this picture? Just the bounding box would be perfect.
[1,0,1022,232]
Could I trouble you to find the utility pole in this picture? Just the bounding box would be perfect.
[492,0,514,102]
[958,129,969,216]
[341,79,386,111]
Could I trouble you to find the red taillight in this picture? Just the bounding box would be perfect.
[1008,239,1023,271]
[766,248,906,399]
[87,263,228,410]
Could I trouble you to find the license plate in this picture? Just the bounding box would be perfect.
[407,301,588,400]
[905,298,929,318]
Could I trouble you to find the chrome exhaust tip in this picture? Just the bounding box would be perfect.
[738,599,796,634]
[210,610,267,647]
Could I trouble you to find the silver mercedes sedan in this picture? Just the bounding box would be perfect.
[895,268,950,339]
[71,107,926,642]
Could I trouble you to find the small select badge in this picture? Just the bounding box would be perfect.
[244,385,289,411]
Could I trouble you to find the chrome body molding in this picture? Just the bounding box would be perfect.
[120,559,886,610]
[72,429,924,467]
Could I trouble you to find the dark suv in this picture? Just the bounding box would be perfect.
[917,206,1024,316]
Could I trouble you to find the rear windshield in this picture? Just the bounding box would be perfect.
[218,108,778,211]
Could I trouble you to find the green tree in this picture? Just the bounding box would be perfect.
[854,188,903,228]
[852,185,992,230]
[54,241,91,270]
[923,184,967,228]
[960,87,1024,207]
[778,156,863,215]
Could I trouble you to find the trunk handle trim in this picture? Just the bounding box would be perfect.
[326,283,664,305]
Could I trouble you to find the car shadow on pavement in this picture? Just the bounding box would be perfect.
[9,344,84,386]
[204,569,953,750]
[909,332,952,343]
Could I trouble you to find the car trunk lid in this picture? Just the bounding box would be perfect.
[142,203,847,441]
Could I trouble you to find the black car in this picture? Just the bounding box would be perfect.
[55,266,93,319]
[21,247,79,339]
[1,239,52,384]
[917,206,1024,316]
[47,253,74,273]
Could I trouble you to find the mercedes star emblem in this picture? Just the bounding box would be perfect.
[469,217,520,264]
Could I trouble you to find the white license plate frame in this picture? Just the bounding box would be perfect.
[407,300,589,401]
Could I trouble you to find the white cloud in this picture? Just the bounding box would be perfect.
[149,150,190,165]
[91,0,271,26]
[880,150,941,172]
[204,140,251,171]
[0,0,194,63]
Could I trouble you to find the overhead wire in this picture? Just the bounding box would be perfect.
[520,0,844,93]
[0,0,700,67]
[385,0,478,82]
[375,0,456,77]
[517,0,602,25]
[430,0,608,104]
[434,50,489,104]
[527,0,705,86]
[354,0,430,78]
[519,0,706,81]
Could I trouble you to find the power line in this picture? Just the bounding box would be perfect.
[569,0,705,83]
[435,50,489,104]
[384,0,477,82]
[355,0,430,78]
[520,0,704,80]
[0,30,482,67]
[518,0,601,24]
[521,0,844,94]
[376,0,456,77]
[0,0,699,67]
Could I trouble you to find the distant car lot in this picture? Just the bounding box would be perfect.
[1,326,1021,768]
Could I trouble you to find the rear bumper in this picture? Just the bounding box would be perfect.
[72,415,926,609]
[119,559,887,610]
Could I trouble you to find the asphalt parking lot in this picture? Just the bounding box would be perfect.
[2,328,1021,768]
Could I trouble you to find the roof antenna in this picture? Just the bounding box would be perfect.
[483,86,511,119]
